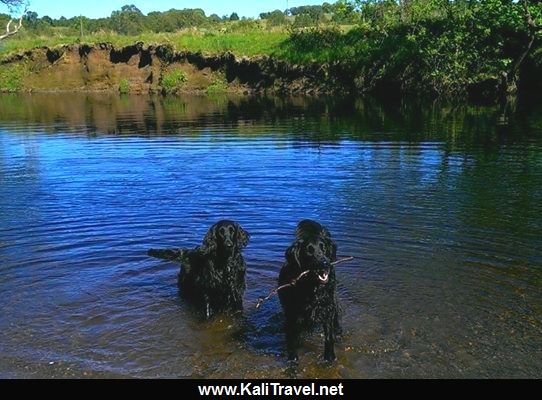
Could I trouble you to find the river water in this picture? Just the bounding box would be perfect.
[0,94,540,378]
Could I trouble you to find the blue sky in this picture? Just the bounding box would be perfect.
[2,0,327,19]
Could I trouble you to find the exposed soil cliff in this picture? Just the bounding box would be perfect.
[0,42,348,95]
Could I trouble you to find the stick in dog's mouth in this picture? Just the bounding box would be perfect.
[255,256,355,310]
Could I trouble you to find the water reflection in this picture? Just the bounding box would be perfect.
[0,94,541,378]
[1,93,541,144]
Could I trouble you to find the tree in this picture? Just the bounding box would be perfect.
[23,9,36,23]
[322,2,334,14]
[0,0,28,40]
[121,4,141,14]
[332,0,357,23]
[229,12,239,21]
[110,4,144,35]
[497,0,542,99]
[262,9,286,27]
[1,0,24,10]
[289,5,324,27]
[209,13,221,23]
[41,15,53,25]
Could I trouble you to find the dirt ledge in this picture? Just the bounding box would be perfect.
[0,42,348,95]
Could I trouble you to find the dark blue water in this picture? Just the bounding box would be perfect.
[0,94,541,378]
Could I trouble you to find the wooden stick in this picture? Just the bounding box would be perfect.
[332,256,354,266]
[256,270,310,309]
[255,256,355,309]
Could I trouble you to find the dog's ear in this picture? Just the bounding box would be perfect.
[321,227,332,240]
[285,240,302,268]
[328,239,338,261]
[320,227,337,261]
[235,223,250,249]
[203,223,218,254]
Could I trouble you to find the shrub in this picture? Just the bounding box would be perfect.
[161,68,187,93]
[119,78,130,94]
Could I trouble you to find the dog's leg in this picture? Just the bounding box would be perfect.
[233,298,243,312]
[334,312,343,336]
[232,289,244,311]
[285,317,300,362]
[323,320,336,362]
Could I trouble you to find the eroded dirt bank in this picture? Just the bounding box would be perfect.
[0,42,349,95]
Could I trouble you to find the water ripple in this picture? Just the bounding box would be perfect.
[0,94,541,378]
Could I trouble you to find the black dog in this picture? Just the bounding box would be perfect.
[148,220,250,318]
[278,220,341,362]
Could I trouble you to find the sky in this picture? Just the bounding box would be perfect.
[1,0,327,19]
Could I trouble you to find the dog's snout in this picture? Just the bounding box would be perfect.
[315,256,331,270]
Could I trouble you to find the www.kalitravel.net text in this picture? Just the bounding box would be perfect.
[198,382,345,396]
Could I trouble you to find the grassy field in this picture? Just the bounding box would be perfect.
[0,28,291,60]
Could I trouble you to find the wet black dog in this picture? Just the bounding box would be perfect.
[278,220,341,362]
[148,220,250,318]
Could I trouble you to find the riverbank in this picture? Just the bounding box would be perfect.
[3,39,542,101]
[2,1,542,100]
[2,33,542,99]
[0,42,350,95]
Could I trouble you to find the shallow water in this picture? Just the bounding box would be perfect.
[0,94,541,378]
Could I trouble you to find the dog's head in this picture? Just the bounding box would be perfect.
[286,220,337,285]
[203,220,250,255]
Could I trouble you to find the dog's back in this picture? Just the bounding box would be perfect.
[148,220,250,318]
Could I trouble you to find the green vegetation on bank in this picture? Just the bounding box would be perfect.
[0,28,289,58]
[206,77,229,95]
[161,69,188,93]
[118,78,130,94]
[1,0,541,99]
[0,63,23,90]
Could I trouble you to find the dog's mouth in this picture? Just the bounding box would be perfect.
[316,270,330,284]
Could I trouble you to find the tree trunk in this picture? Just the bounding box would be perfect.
[497,0,540,101]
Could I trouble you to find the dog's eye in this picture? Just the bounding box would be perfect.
[229,227,234,234]
[219,228,226,235]
[319,242,325,251]
[306,245,315,255]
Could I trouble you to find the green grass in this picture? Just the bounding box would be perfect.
[0,29,290,61]
[206,77,229,95]
[161,68,187,93]
[119,79,130,94]
[174,31,287,56]
[0,64,25,91]
[0,24,360,66]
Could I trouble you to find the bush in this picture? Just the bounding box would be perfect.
[161,69,187,93]
[118,79,130,94]
[225,19,262,33]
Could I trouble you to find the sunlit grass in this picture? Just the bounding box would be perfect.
[0,29,290,60]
